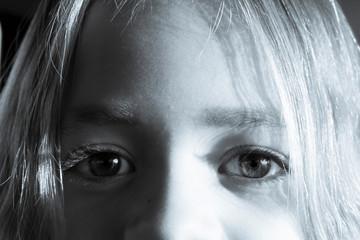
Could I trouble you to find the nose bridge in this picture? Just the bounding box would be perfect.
[162,148,226,239]
[125,139,227,240]
[164,156,224,239]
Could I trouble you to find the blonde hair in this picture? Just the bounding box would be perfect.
[0,0,359,239]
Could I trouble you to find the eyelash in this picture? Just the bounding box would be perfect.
[218,145,289,187]
[62,144,134,188]
[63,144,289,189]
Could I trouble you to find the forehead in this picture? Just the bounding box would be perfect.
[67,3,242,105]
[63,0,281,130]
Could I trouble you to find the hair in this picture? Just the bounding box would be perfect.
[0,0,360,239]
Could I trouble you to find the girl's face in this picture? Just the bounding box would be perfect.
[61,1,302,239]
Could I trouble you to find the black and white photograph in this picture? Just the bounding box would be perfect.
[0,0,360,239]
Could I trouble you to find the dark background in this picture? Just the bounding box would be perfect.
[0,0,359,73]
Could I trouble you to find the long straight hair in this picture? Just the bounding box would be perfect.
[0,0,90,239]
[0,0,360,239]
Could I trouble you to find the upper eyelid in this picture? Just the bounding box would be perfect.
[62,144,289,172]
[219,145,289,170]
[61,143,132,171]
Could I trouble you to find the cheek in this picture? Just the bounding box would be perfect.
[215,191,302,240]
[63,179,129,239]
[64,186,301,240]
[221,211,302,239]
[63,176,142,240]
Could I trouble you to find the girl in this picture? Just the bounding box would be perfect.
[1,0,360,239]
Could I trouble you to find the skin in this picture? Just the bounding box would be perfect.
[61,1,303,239]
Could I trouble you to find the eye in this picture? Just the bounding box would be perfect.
[63,144,135,178]
[218,145,288,180]
[75,152,134,177]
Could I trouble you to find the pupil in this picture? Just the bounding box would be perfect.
[249,161,259,168]
[238,154,271,178]
[89,153,121,177]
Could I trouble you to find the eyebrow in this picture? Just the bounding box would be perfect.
[199,107,284,129]
[61,103,137,133]
[61,104,284,134]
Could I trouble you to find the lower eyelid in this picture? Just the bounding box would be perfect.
[218,170,288,192]
[63,170,134,190]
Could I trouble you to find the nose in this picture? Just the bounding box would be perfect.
[124,149,227,240]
